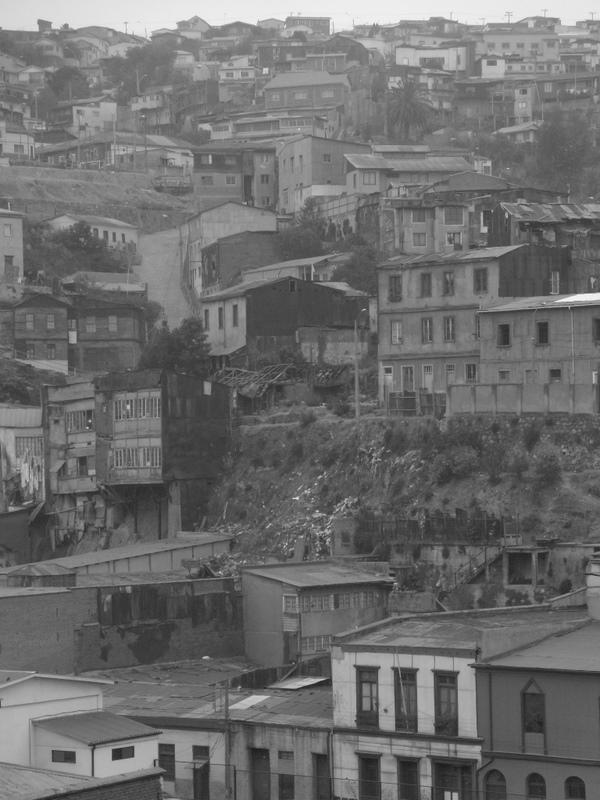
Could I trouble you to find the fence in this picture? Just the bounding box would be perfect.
[448,382,598,416]
[358,509,515,546]
[387,390,446,418]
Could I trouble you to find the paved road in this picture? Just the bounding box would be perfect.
[137,229,192,328]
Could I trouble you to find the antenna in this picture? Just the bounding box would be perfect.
[124,21,128,34]
[505,10,513,23]
[541,8,548,16]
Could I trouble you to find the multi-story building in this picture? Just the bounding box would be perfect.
[47,96,117,137]
[277,134,370,215]
[0,207,24,283]
[378,196,472,256]
[242,560,393,666]
[218,56,258,104]
[345,153,472,195]
[44,213,139,252]
[14,292,70,373]
[395,41,475,75]
[376,244,568,402]
[477,26,561,62]
[263,71,350,112]
[284,16,331,37]
[330,606,586,800]
[199,230,281,295]
[192,141,277,208]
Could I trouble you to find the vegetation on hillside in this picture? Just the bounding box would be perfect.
[138,317,210,376]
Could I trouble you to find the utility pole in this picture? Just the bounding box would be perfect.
[505,11,513,23]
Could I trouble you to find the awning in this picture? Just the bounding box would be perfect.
[49,460,65,473]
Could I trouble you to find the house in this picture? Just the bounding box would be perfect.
[67,293,146,373]
[474,583,600,797]
[377,195,473,256]
[44,213,139,252]
[284,16,331,37]
[241,255,337,284]
[218,56,258,104]
[345,154,473,195]
[61,271,147,299]
[455,293,600,415]
[257,18,285,31]
[242,560,394,666]
[0,120,35,162]
[94,370,231,533]
[395,40,475,75]
[199,230,281,295]
[0,762,163,800]
[0,669,160,776]
[181,201,278,296]
[330,606,586,800]
[263,71,350,111]
[200,277,370,369]
[376,244,569,405]
[477,26,561,62]
[192,141,277,208]
[0,207,24,283]
[96,658,333,800]
[13,292,70,373]
[47,96,117,137]
[277,134,370,215]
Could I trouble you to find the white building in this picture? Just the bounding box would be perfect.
[44,214,139,251]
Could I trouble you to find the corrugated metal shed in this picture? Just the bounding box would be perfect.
[33,711,159,745]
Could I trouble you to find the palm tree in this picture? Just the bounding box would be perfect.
[386,81,434,142]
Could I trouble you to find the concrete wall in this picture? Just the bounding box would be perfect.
[298,325,366,365]
[448,382,597,415]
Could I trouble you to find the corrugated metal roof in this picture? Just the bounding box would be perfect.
[265,70,349,88]
[242,560,392,587]
[346,154,472,172]
[0,404,42,429]
[482,293,600,313]
[33,711,159,745]
[381,245,523,269]
[501,201,600,222]
[47,213,137,229]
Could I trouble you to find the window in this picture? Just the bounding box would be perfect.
[474,267,488,294]
[66,409,94,432]
[193,745,210,761]
[550,270,560,294]
[394,669,417,732]
[112,231,117,243]
[289,279,296,292]
[279,773,295,800]
[114,394,161,420]
[199,154,213,165]
[412,208,427,223]
[391,320,403,345]
[397,759,419,800]
[536,321,549,345]
[358,755,380,800]
[103,230,109,241]
[388,274,402,302]
[225,175,236,185]
[158,743,175,780]
[443,316,455,343]
[108,315,118,332]
[444,207,463,225]
[46,314,55,330]
[446,364,455,384]
[523,683,545,735]
[26,343,35,359]
[201,176,214,186]
[565,777,586,799]
[52,750,76,763]
[356,667,379,727]
[447,231,462,247]
[260,174,270,184]
[413,232,427,247]
[549,368,562,382]
[204,309,209,330]
[363,171,377,185]
[497,324,511,347]
[474,314,481,340]
[218,307,224,329]
[112,746,135,761]
[485,770,507,800]
[526,773,546,799]
[323,153,331,162]
[86,316,96,334]
[232,304,239,327]
[294,91,308,100]
[93,227,99,237]
[46,343,56,359]
[4,254,14,270]
[421,317,433,343]
[25,313,34,330]
[420,273,432,297]
[3,224,12,237]
[498,369,510,382]
[15,436,43,460]
[283,594,298,613]
[442,272,454,296]
[434,672,458,735]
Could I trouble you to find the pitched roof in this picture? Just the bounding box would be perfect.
[345,154,472,172]
[242,560,392,587]
[33,711,159,745]
[379,245,523,269]
[481,293,600,313]
[264,70,349,89]
[46,213,137,229]
[500,201,600,222]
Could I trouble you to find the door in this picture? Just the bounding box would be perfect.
[313,754,331,800]
[358,755,381,800]
[433,762,474,800]
[401,365,415,392]
[422,364,434,392]
[193,746,210,800]
[251,748,271,800]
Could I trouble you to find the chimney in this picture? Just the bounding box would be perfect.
[585,548,600,619]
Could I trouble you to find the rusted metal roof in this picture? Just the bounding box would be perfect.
[33,711,159,745]
[501,201,600,222]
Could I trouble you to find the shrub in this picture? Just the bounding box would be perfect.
[532,444,562,489]
[481,441,507,484]
[506,445,530,480]
[298,408,317,427]
[331,398,351,417]
[288,440,304,462]
[522,420,542,452]
[383,422,408,455]
[321,445,339,469]
[441,545,450,559]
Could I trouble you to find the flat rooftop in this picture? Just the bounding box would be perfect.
[242,560,393,587]
[335,607,588,658]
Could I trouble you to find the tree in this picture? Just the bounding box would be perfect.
[534,109,593,191]
[386,81,434,142]
[48,67,90,101]
[138,317,211,377]
[331,245,379,295]
[277,198,326,260]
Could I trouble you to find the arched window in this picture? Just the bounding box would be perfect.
[565,777,586,799]
[526,773,546,799]
[485,769,507,800]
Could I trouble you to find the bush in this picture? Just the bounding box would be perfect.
[298,408,317,427]
[321,445,339,469]
[532,444,562,489]
[506,445,530,480]
[383,422,408,455]
[522,420,542,452]
[331,398,351,417]
[432,446,479,484]
[481,441,507,484]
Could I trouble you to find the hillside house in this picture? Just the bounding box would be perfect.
[345,154,472,195]
[242,560,393,666]
[13,293,70,373]
[47,97,117,137]
[277,134,370,215]
[192,141,277,208]
[263,71,350,111]
[284,16,331,36]
[199,231,281,295]
[376,244,568,405]
[44,213,139,252]
[0,207,24,283]
[0,404,44,508]
[200,277,369,368]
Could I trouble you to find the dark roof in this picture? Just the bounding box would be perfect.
[33,711,159,745]
[500,201,600,222]
[242,560,392,588]
[379,245,523,269]
[422,171,515,193]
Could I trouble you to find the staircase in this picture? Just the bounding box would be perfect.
[452,545,503,588]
